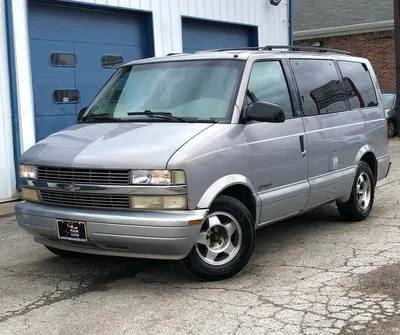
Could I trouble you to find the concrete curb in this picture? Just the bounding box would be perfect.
[0,201,19,219]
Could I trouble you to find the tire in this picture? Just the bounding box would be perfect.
[337,161,375,222]
[45,246,85,258]
[183,195,255,281]
[388,120,396,138]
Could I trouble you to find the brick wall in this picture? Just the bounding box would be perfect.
[296,30,395,90]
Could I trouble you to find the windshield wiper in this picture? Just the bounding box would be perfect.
[127,110,196,123]
[79,114,124,123]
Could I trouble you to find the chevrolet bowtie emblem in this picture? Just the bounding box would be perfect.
[66,184,80,192]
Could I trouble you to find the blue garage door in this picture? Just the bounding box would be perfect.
[29,3,149,141]
[182,18,258,53]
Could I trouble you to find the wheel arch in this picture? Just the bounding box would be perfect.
[354,145,378,185]
[196,175,260,224]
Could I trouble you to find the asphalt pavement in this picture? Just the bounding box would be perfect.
[2,141,400,335]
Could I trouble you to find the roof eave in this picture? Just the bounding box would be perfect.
[294,20,394,40]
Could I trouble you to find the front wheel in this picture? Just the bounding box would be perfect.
[337,161,375,222]
[183,196,255,281]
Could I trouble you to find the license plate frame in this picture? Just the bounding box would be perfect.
[57,219,87,242]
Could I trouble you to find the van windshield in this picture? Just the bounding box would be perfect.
[83,60,244,123]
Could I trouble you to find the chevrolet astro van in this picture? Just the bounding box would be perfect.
[16,46,391,281]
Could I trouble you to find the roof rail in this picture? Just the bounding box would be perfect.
[263,45,352,55]
[192,45,352,55]
[194,47,265,53]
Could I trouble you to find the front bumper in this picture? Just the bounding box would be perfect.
[15,201,207,260]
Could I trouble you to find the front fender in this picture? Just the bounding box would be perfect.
[196,174,260,209]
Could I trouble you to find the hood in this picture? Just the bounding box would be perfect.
[21,122,213,169]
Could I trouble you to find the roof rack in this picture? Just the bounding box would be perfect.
[195,47,265,53]
[263,45,352,55]
[166,45,352,57]
[192,45,352,55]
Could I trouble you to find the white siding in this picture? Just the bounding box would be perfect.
[0,0,16,201]
[71,0,290,56]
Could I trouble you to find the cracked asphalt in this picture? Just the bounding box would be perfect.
[2,141,400,335]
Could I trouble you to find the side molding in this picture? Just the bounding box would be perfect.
[196,174,260,209]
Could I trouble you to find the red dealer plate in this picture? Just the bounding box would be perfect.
[57,220,87,242]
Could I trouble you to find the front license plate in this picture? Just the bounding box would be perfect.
[57,220,87,242]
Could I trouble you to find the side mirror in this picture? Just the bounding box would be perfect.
[246,101,285,123]
[77,107,88,122]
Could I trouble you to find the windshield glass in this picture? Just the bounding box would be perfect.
[84,60,244,123]
[382,94,395,109]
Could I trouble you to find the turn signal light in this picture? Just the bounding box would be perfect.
[21,187,39,202]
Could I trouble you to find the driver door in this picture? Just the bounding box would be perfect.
[243,60,310,226]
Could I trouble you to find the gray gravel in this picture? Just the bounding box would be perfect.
[2,141,400,335]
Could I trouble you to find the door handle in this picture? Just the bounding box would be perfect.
[299,135,306,158]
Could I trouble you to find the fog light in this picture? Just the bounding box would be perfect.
[21,187,39,202]
[131,195,187,210]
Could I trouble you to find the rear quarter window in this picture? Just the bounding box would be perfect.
[290,59,347,116]
[338,61,378,109]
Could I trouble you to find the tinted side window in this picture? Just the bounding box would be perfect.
[338,61,378,109]
[290,59,347,116]
[247,61,294,119]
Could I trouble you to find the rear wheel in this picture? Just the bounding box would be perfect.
[183,195,255,281]
[45,246,85,258]
[388,120,396,138]
[337,161,374,222]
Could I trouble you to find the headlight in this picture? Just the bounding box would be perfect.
[131,195,187,210]
[131,170,186,185]
[19,164,37,180]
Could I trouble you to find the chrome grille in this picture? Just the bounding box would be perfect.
[39,190,130,209]
[37,166,130,185]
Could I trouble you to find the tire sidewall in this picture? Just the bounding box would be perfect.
[351,162,375,218]
[388,121,395,138]
[184,196,255,281]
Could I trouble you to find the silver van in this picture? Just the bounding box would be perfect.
[16,46,391,281]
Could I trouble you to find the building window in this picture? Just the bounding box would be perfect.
[53,90,80,104]
[101,55,124,68]
[291,59,347,116]
[246,61,294,119]
[338,61,378,109]
[50,53,77,67]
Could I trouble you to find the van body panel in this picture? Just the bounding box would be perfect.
[244,118,310,224]
[167,124,253,211]
[302,109,384,208]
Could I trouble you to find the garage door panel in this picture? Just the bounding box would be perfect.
[30,39,75,79]
[35,115,77,142]
[29,4,144,46]
[182,19,255,53]
[29,3,147,141]
[33,78,78,117]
